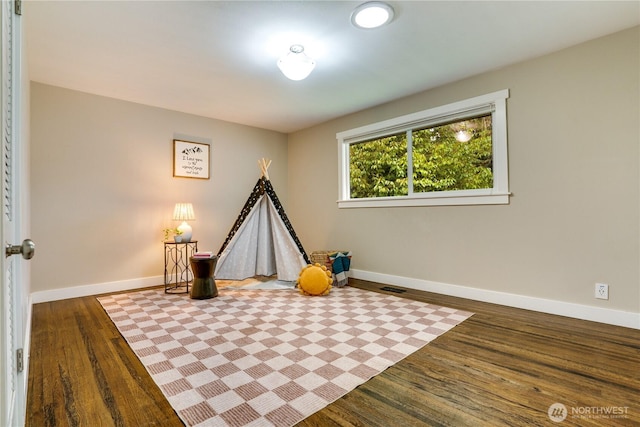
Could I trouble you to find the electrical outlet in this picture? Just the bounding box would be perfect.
[595,283,609,300]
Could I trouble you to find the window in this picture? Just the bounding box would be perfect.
[337,90,510,208]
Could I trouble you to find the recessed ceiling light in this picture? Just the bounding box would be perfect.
[351,2,394,29]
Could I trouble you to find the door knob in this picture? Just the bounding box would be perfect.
[5,239,35,260]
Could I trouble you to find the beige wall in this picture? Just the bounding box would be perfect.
[30,83,288,292]
[287,27,639,313]
[30,27,639,315]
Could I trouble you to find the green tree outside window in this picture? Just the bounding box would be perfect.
[349,115,492,198]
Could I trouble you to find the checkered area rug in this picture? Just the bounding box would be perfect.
[98,286,472,427]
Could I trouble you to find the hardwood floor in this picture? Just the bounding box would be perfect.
[27,279,639,426]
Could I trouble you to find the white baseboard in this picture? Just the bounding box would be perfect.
[30,275,164,304]
[351,269,640,330]
[29,271,640,330]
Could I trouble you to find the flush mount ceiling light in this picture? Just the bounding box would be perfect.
[351,1,394,29]
[277,44,316,81]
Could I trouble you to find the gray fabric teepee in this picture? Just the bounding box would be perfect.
[215,160,310,282]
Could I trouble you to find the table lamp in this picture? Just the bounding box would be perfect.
[173,202,195,242]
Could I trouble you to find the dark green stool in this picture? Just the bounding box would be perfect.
[189,256,218,299]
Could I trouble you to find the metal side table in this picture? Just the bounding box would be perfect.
[164,241,198,293]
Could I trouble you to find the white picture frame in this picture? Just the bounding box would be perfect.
[173,140,210,179]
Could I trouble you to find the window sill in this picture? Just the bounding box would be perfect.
[337,192,510,208]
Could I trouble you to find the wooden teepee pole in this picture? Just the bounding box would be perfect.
[258,158,272,180]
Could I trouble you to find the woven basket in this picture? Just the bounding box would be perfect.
[310,251,336,272]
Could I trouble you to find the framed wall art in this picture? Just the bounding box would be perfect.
[173,140,210,179]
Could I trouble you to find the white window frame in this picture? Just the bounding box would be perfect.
[337,89,510,208]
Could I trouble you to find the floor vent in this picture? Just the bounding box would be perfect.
[380,286,406,294]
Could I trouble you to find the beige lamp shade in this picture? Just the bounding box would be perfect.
[173,203,195,242]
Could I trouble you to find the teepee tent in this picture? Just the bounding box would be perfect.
[215,159,310,281]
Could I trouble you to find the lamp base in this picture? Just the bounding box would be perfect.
[177,221,192,242]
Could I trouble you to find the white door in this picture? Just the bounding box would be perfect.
[1,1,31,426]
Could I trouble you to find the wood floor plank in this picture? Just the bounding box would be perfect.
[27,280,640,426]
[27,293,184,427]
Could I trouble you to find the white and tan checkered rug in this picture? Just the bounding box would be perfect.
[98,286,472,427]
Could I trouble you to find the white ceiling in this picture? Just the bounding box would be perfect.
[25,1,639,133]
